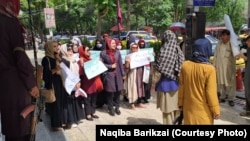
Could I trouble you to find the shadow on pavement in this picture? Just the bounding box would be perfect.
[127,117,162,125]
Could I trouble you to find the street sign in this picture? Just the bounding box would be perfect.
[193,0,215,7]
[44,8,56,28]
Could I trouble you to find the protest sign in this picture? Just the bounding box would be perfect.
[84,58,108,80]
[60,62,81,94]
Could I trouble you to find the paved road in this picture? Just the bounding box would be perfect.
[1,50,249,141]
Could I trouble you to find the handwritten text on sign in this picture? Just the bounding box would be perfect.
[83,58,108,80]
[129,50,150,69]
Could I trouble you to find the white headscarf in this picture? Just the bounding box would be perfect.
[60,44,79,76]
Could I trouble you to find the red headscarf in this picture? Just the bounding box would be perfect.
[0,0,20,18]
[105,38,116,64]
[78,45,91,62]
[0,0,25,33]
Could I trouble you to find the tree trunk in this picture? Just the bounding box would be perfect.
[97,14,102,39]
[126,0,131,31]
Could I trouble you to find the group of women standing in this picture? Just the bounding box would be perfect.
[41,35,128,131]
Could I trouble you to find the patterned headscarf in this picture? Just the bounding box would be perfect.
[156,30,184,80]
[191,38,212,63]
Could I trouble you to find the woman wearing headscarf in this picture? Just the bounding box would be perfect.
[125,42,148,109]
[0,0,39,140]
[100,38,126,116]
[78,46,103,121]
[41,40,65,131]
[59,44,85,128]
[93,38,104,51]
[178,38,220,125]
[155,30,185,124]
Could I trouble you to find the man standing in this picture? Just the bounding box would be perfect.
[213,29,237,107]
[0,0,39,141]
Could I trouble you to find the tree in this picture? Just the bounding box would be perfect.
[200,0,245,30]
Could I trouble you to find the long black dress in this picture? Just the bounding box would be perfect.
[61,59,85,125]
[42,56,66,129]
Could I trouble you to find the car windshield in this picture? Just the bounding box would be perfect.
[87,36,96,40]
[133,34,151,40]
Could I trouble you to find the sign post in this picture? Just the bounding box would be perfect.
[44,8,56,37]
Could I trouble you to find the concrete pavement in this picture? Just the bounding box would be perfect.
[1,50,249,141]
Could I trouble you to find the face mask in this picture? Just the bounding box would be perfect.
[117,45,122,50]
[97,44,102,48]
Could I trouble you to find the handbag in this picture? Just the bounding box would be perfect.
[40,57,56,103]
[41,87,56,103]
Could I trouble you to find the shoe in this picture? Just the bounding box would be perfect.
[123,96,129,102]
[115,108,121,115]
[228,100,235,107]
[86,115,93,121]
[109,109,115,116]
[91,114,99,118]
[71,123,78,128]
[240,111,250,116]
[142,97,149,103]
[219,99,226,103]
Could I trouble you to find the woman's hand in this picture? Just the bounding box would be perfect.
[75,82,81,89]
[112,63,117,69]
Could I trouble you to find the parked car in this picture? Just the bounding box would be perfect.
[149,36,160,43]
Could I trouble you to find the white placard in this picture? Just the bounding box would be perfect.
[60,62,81,95]
[129,50,150,69]
[83,58,108,80]
[224,14,240,56]
[140,48,155,62]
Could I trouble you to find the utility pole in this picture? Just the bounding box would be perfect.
[248,0,250,28]
[185,0,194,60]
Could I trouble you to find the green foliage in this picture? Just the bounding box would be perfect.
[81,37,92,48]
[200,0,246,30]
[150,42,162,55]
[20,0,247,38]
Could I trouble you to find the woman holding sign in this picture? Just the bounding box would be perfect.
[100,38,126,116]
[79,46,103,121]
[59,44,85,128]
[125,42,149,109]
